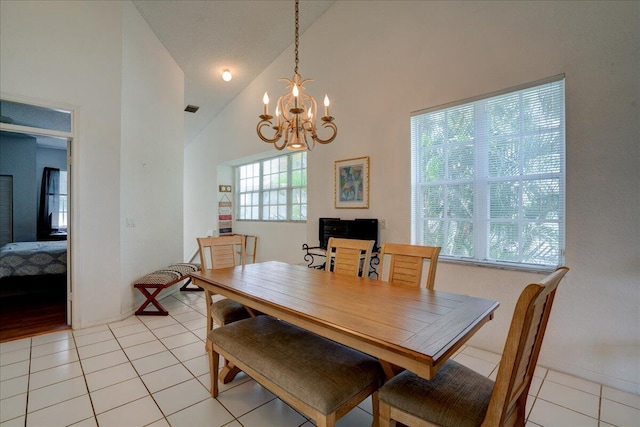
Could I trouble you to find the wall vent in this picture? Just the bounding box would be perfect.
[184,105,200,113]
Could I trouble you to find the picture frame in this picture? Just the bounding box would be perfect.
[335,156,369,209]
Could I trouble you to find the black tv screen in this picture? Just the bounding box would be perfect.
[318,218,378,250]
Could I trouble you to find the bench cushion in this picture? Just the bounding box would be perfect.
[134,263,199,286]
[209,316,383,414]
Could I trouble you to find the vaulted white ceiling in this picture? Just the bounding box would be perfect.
[132,0,335,144]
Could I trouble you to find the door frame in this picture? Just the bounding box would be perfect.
[0,93,76,326]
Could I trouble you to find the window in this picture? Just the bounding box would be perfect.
[411,76,565,270]
[38,167,67,238]
[57,171,68,231]
[236,151,307,221]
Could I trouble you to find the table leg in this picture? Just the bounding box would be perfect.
[179,278,204,291]
[220,360,242,384]
[379,360,403,381]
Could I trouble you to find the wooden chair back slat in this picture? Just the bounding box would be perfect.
[482,266,568,426]
[379,243,441,289]
[326,237,375,278]
[232,234,258,263]
[197,235,247,332]
[197,235,246,270]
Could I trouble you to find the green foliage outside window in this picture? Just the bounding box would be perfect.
[237,152,307,222]
[412,78,565,269]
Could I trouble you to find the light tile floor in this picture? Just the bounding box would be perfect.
[1,291,639,427]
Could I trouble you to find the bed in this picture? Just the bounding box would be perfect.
[0,241,67,279]
[0,241,68,335]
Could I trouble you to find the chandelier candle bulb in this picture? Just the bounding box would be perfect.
[324,95,330,117]
[263,92,269,116]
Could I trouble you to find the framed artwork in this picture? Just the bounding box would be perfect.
[335,156,369,209]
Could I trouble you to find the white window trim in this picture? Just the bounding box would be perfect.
[235,151,307,222]
[411,75,566,272]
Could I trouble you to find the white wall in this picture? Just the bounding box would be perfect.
[121,1,185,314]
[0,135,37,241]
[1,0,184,327]
[1,0,123,327]
[184,1,640,393]
[184,128,219,259]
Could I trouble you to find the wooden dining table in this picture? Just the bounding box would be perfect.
[190,261,499,382]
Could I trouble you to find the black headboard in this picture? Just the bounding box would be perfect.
[318,218,379,250]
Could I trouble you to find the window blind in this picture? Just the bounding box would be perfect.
[411,75,565,270]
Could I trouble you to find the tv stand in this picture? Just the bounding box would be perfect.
[302,218,380,277]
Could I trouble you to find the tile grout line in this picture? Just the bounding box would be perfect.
[526,365,549,424]
[167,294,246,425]
[167,293,291,426]
[534,396,601,423]
[108,309,180,426]
[72,325,103,426]
[598,383,603,427]
[19,332,95,426]
[107,295,235,425]
[23,337,32,427]
[542,374,603,397]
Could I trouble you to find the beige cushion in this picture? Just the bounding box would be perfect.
[209,316,383,414]
[378,360,494,427]
[211,299,251,324]
[134,263,199,286]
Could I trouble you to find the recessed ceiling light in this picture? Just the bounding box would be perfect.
[222,69,232,82]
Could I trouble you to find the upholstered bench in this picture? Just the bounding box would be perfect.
[133,263,200,315]
[207,315,384,427]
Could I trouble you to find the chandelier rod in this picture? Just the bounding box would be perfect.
[294,0,299,75]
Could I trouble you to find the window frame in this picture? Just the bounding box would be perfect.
[411,75,566,272]
[57,170,68,231]
[235,151,307,222]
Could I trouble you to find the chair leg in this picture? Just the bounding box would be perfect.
[220,360,242,384]
[207,340,219,397]
[316,413,336,427]
[371,391,380,427]
[204,290,214,333]
[378,400,396,427]
[210,314,243,383]
[512,394,528,427]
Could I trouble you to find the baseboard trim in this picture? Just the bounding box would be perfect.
[538,357,640,396]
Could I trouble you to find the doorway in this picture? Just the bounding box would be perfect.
[0,98,74,341]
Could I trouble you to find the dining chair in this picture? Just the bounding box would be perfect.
[378,243,441,289]
[244,234,258,263]
[232,233,258,263]
[325,237,375,277]
[377,266,570,427]
[197,235,251,332]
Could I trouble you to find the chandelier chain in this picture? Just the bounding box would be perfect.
[294,0,299,75]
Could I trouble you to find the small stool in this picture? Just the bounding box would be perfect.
[134,263,200,315]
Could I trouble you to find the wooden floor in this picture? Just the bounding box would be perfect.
[0,277,69,343]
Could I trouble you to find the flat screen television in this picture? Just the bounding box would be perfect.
[318,218,379,250]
